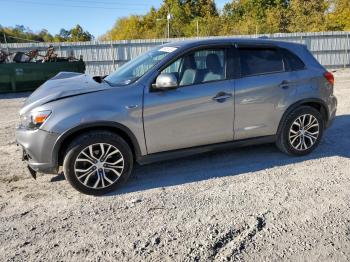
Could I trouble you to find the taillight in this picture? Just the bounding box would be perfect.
[324,71,334,85]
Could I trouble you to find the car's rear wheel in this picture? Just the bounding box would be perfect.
[63,131,133,195]
[276,106,324,156]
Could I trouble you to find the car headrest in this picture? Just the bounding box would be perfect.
[206,53,222,74]
[183,55,196,70]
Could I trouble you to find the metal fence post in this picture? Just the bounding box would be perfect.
[111,42,116,71]
[346,33,349,68]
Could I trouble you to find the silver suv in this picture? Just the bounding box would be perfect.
[16,38,337,195]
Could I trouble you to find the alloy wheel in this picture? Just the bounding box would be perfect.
[289,114,320,151]
[74,143,124,189]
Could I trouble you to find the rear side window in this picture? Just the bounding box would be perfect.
[239,48,284,77]
[281,49,305,71]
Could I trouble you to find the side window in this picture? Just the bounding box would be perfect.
[162,58,182,74]
[281,49,305,71]
[239,48,284,77]
[161,48,226,87]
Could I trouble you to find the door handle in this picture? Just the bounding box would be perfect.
[280,80,290,89]
[212,92,233,102]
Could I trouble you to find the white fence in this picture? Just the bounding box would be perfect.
[1,31,350,75]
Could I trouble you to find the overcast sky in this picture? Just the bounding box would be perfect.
[0,0,228,38]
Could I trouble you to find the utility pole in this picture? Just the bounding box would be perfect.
[3,33,7,44]
[167,13,172,38]
[346,33,349,68]
[3,33,10,54]
[157,12,172,39]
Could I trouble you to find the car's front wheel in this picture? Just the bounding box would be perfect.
[63,131,133,195]
[276,106,324,156]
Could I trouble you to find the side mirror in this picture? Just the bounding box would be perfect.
[154,73,178,90]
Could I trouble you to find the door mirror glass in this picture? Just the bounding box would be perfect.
[155,73,178,90]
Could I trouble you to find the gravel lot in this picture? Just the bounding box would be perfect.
[0,70,350,261]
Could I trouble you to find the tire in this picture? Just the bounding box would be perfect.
[63,131,133,195]
[276,106,324,156]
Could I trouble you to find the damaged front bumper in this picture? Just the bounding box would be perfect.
[22,149,37,179]
[16,127,60,176]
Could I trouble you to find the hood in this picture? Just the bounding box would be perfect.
[20,72,109,115]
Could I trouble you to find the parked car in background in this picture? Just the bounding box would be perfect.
[16,38,337,195]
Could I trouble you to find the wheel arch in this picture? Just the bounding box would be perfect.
[277,98,329,135]
[53,121,142,167]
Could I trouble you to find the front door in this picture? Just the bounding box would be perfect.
[143,47,235,154]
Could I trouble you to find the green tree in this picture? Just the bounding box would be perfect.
[287,0,328,32]
[103,16,144,40]
[0,24,92,43]
[221,0,289,35]
[3,0,350,43]
[101,0,221,40]
[37,29,54,42]
[325,0,350,30]
[70,24,93,42]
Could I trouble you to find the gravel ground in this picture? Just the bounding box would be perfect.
[0,70,350,261]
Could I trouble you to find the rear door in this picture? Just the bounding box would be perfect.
[234,45,296,140]
[143,46,236,154]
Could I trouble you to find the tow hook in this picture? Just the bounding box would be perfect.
[27,165,37,180]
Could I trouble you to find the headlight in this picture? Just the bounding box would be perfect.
[19,110,51,130]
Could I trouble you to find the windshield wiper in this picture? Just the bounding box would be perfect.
[106,76,140,86]
[125,76,140,85]
[102,78,112,86]
[92,75,111,86]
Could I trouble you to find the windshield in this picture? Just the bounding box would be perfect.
[105,47,177,86]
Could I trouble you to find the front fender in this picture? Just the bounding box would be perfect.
[39,86,146,167]
[51,121,143,168]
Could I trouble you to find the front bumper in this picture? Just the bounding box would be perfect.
[16,127,60,174]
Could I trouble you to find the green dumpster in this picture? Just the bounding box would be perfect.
[0,60,85,93]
